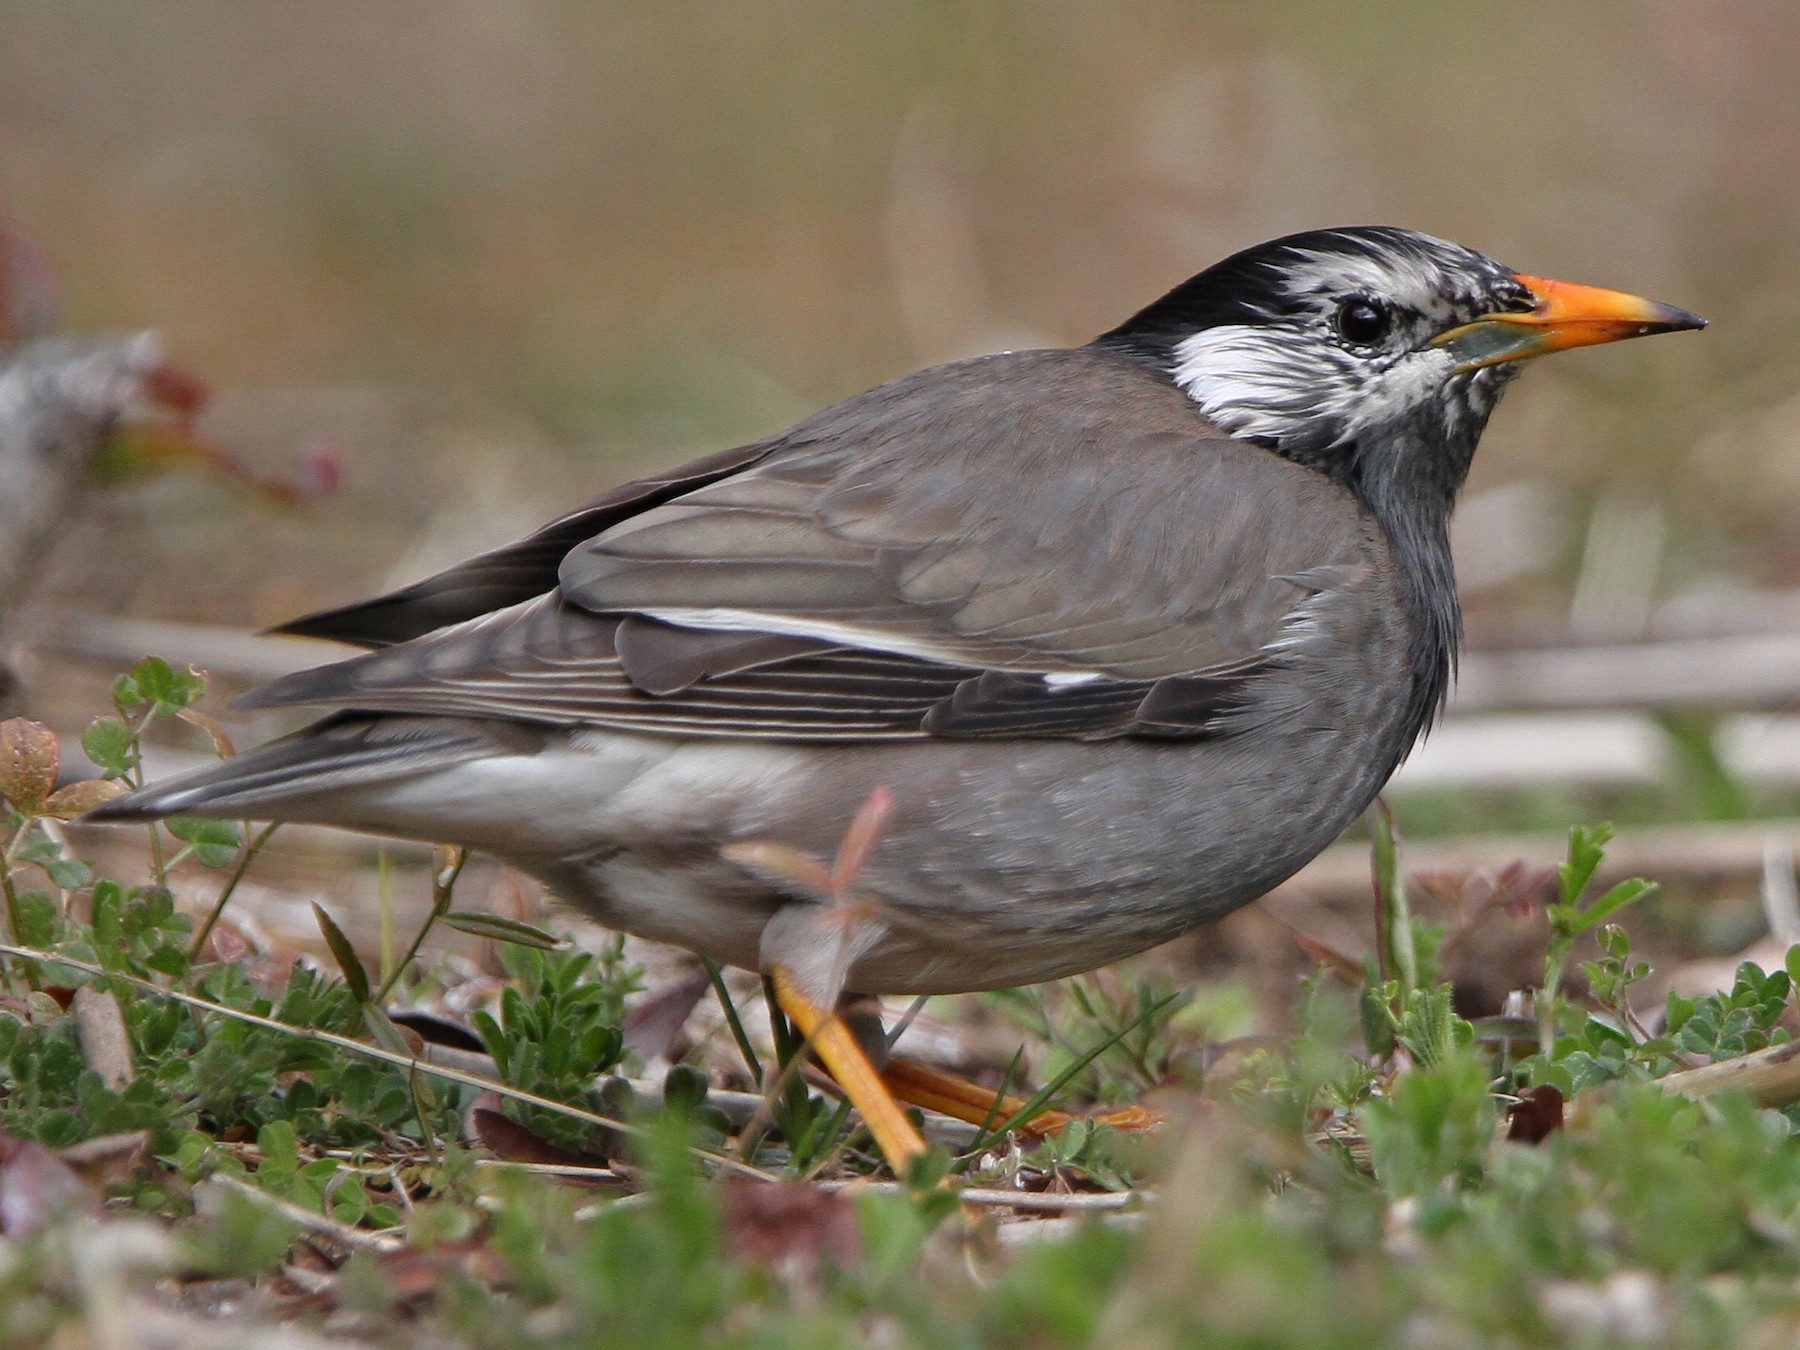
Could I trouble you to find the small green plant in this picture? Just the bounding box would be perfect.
[14,671,1800,1345]
[1539,823,1657,1050]
[471,941,642,1156]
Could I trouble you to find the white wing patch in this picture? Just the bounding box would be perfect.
[640,607,973,668]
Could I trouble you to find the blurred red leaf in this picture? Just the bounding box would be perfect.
[0,1133,97,1237]
[138,361,210,416]
[1294,931,1364,986]
[720,1179,862,1275]
[1506,1084,1565,1145]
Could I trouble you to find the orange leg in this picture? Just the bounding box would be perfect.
[771,968,928,1175]
[880,1057,1164,1139]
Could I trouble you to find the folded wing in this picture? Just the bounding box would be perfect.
[244,350,1382,742]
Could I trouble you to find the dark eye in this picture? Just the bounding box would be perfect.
[1334,298,1391,347]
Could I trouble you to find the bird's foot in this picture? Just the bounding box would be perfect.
[770,968,929,1176]
[880,1056,1165,1140]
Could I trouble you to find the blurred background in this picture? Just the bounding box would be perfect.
[3,1,1799,1027]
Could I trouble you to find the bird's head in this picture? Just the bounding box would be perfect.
[1094,225,1705,731]
[1092,225,1704,497]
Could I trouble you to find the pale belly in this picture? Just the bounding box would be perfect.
[428,716,1405,996]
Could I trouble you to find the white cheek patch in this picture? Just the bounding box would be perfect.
[1171,325,1459,444]
[1170,326,1338,441]
[1166,325,1353,441]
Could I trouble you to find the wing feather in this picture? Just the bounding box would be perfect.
[244,350,1388,743]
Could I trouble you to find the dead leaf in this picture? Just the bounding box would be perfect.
[56,1131,150,1190]
[379,1236,510,1303]
[74,984,135,1091]
[176,707,236,759]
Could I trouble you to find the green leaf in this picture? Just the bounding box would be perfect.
[663,1063,710,1112]
[441,910,566,950]
[166,816,241,868]
[470,1009,509,1069]
[13,889,57,947]
[312,903,371,1004]
[1569,878,1656,936]
[81,717,136,777]
[1370,803,1417,996]
[130,658,179,707]
[257,1119,301,1175]
[44,857,93,890]
[92,880,125,957]
[112,672,144,710]
[1558,824,1614,908]
[124,658,208,716]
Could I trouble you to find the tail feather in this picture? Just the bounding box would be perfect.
[85,716,528,822]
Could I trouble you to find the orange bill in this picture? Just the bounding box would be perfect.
[1433,273,1705,372]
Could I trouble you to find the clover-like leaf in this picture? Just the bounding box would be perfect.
[0,718,59,814]
[165,816,241,868]
[80,717,135,778]
[41,778,130,820]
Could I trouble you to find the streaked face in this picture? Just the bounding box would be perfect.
[1167,231,1538,450]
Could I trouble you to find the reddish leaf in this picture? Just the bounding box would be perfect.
[831,785,895,890]
[466,1102,607,1170]
[138,361,210,416]
[1506,1084,1565,1144]
[0,718,58,814]
[1294,931,1365,985]
[294,442,346,499]
[205,924,252,965]
[40,777,129,820]
[721,840,835,897]
[1493,862,1559,917]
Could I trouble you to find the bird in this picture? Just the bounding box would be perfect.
[91,226,1705,1171]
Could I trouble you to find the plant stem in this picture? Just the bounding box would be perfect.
[1371,799,1417,997]
[187,822,280,959]
[0,819,41,989]
[704,957,763,1083]
[375,847,467,1004]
